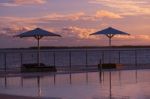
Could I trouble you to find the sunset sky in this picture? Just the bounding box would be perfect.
[0,0,150,48]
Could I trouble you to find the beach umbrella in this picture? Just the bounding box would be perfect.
[15,28,61,66]
[90,27,130,99]
[90,27,130,46]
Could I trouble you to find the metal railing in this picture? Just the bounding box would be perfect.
[0,48,150,73]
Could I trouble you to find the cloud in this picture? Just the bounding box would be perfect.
[61,26,96,39]
[60,27,150,46]
[37,10,122,22]
[0,9,123,38]
[95,10,122,19]
[0,19,150,47]
[42,12,86,21]
[0,10,149,43]
[0,19,37,36]
[0,10,121,25]
[89,0,150,16]
[0,0,47,6]
[12,0,46,5]
[0,25,35,37]
[115,34,150,41]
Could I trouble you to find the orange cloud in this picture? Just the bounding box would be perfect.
[115,34,150,41]
[0,9,124,38]
[0,16,35,23]
[0,10,121,25]
[1,11,149,42]
[135,35,150,41]
[95,10,122,19]
[0,17,37,36]
[89,0,150,16]
[61,26,97,39]
[0,25,28,36]
[43,10,122,21]
[43,12,85,21]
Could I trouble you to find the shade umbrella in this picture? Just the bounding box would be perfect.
[90,27,130,46]
[15,28,61,66]
[90,27,130,99]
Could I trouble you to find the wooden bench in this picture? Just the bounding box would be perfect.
[21,63,57,72]
[98,63,123,70]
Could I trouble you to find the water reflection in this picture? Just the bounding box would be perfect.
[4,76,7,88]
[37,76,41,97]
[0,70,150,99]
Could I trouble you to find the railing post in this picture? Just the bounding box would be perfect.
[20,53,23,67]
[102,51,105,81]
[69,51,72,70]
[3,53,7,88]
[85,49,88,84]
[20,53,23,86]
[118,51,121,84]
[69,51,72,84]
[135,50,138,68]
[85,49,88,69]
[108,50,111,63]
[53,51,56,67]
[135,50,138,83]
[4,53,7,73]
[118,51,120,64]
[53,51,56,85]
[102,51,104,64]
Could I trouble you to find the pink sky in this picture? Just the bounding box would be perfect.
[0,0,150,48]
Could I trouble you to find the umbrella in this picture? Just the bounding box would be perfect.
[15,28,61,66]
[90,27,130,46]
[90,27,130,99]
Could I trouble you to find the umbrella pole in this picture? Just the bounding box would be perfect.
[35,36,42,67]
[106,34,113,47]
[108,38,112,99]
[109,37,111,46]
[109,37,112,99]
[37,38,40,67]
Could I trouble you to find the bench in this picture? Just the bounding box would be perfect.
[98,63,123,69]
[21,63,57,72]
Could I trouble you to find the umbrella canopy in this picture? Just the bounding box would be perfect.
[15,28,61,66]
[90,27,130,46]
[15,28,61,38]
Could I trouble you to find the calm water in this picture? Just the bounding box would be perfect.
[0,69,150,99]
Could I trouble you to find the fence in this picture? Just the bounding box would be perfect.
[0,48,150,72]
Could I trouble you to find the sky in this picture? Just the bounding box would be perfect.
[0,0,150,48]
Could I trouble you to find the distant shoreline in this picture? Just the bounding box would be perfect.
[1,45,150,50]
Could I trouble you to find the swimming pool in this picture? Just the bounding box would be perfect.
[0,69,150,99]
